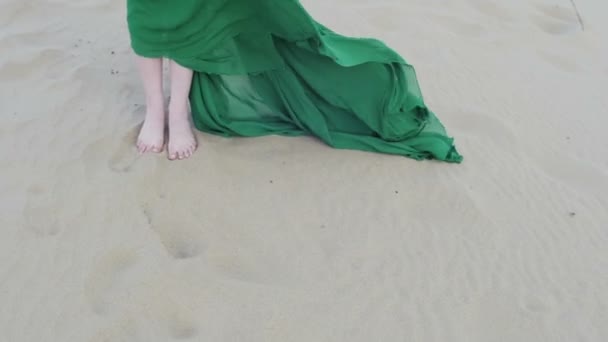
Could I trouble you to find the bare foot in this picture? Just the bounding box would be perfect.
[136,105,165,154]
[167,107,197,160]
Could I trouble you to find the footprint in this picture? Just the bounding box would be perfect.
[108,145,140,173]
[142,202,206,260]
[0,48,66,81]
[364,6,406,31]
[536,4,581,22]
[84,248,137,315]
[78,118,143,176]
[532,5,582,35]
[522,295,551,313]
[468,0,515,21]
[132,278,201,340]
[208,252,267,285]
[23,184,62,236]
[168,311,199,340]
[452,292,543,341]
[445,110,519,147]
[529,152,608,199]
[537,50,579,72]
[90,317,139,342]
[108,124,144,173]
[432,14,485,37]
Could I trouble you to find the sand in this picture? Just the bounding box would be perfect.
[1,0,607,341]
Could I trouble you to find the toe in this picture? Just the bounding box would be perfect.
[168,151,177,160]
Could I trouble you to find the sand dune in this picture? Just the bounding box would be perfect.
[1,0,607,341]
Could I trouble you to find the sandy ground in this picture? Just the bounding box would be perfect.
[1,0,607,341]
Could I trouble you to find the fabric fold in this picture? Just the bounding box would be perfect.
[127,0,462,162]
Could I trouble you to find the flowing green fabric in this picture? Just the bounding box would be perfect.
[126,0,462,162]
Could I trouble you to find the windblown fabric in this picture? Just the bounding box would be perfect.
[126,0,462,162]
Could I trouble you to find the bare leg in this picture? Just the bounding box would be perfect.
[136,56,165,153]
[167,60,197,160]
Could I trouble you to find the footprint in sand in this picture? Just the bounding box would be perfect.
[522,294,552,313]
[89,317,140,342]
[536,50,579,73]
[467,0,515,21]
[431,14,485,38]
[532,4,584,73]
[142,202,206,260]
[167,311,199,340]
[452,293,545,340]
[79,110,144,175]
[446,110,519,147]
[23,184,62,236]
[91,311,199,341]
[532,4,582,36]
[530,152,608,199]
[108,123,144,173]
[0,48,66,81]
[84,248,138,315]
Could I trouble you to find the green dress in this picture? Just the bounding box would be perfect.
[126,0,462,163]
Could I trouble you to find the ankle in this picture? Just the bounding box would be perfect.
[169,111,190,125]
[169,99,189,113]
[145,95,164,109]
[144,107,165,124]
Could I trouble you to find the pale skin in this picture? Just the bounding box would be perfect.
[135,56,197,160]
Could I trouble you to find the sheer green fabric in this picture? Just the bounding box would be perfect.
[126,0,462,162]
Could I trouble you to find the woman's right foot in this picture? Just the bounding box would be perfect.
[136,104,166,154]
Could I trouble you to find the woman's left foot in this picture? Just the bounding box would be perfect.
[167,106,197,160]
